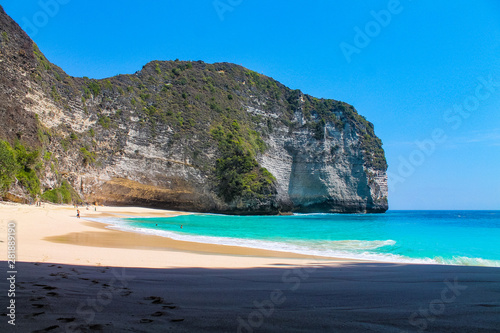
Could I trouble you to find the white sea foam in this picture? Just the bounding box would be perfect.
[318,239,396,250]
[292,213,337,216]
[433,256,500,267]
[86,218,500,267]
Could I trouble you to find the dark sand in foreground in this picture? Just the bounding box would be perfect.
[3,261,500,332]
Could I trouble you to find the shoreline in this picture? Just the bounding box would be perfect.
[0,202,347,268]
[1,202,498,268]
[51,220,331,260]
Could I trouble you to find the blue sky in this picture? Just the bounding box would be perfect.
[2,0,500,210]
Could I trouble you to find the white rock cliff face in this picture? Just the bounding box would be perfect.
[257,107,387,213]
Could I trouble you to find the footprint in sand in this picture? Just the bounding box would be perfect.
[29,297,45,301]
[32,312,45,317]
[46,292,58,297]
[32,304,45,308]
[33,284,58,291]
[477,303,499,307]
[144,296,164,304]
[140,319,153,324]
[120,290,132,296]
[162,305,177,309]
[31,325,59,332]
[171,318,185,322]
[57,317,76,323]
[89,324,105,330]
[42,286,57,290]
[151,311,164,317]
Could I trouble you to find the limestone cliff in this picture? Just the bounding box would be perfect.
[0,6,388,214]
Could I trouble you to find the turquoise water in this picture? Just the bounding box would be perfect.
[97,211,500,266]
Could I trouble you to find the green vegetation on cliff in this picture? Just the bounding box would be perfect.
[346,111,387,170]
[14,143,41,198]
[211,121,276,203]
[0,140,81,203]
[0,140,41,198]
[0,140,17,193]
[41,180,81,204]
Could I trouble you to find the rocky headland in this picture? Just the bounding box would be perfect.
[0,6,387,214]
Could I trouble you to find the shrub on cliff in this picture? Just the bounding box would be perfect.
[0,140,42,198]
[14,143,41,198]
[211,122,276,203]
[0,140,17,194]
[41,180,81,204]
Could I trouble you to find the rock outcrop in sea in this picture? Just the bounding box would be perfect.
[0,5,388,214]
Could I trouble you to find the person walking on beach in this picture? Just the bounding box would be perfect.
[77,209,80,218]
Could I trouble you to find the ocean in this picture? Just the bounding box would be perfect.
[94,210,500,267]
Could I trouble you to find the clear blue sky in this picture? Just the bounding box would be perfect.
[2,0,500,210]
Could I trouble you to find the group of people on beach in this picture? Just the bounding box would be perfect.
[75,203,97,218]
